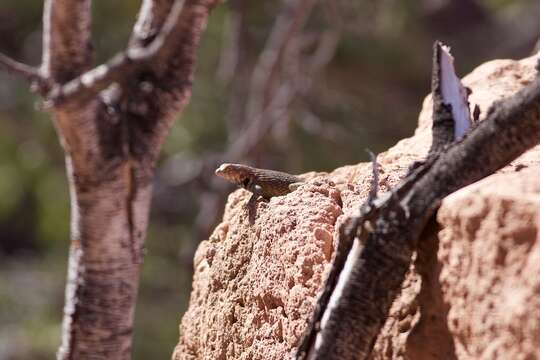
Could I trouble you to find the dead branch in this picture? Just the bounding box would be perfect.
[2,1,191,109]
[246,0,316,122]
[430,41,472,155]
[306,30,341,76]
[42,1,186,107]
[0,53,42,85]
[217,0,249,85]
[295,63,540,359]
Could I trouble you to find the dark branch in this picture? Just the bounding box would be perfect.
[42,0,187,107]
[296,73,540,359]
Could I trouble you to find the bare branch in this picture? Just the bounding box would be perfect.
[220,0,318,163]
[219,0,252,137]
[0,53,42,84]
[307,30,341,74]
[41,1,187,107]
[296,74,540,360]
[246,0,317,120]
[217,0,249,84]
[366,150,379,202]
[42,0,223,112]
[43,53,133,107]
[39,0,201,108]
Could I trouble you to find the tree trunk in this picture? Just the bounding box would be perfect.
[0,0,220,358]
[57,104,155,357]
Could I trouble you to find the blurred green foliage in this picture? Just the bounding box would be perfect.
[0,0,538,359]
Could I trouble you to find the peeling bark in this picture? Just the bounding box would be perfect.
[430,41,471,155]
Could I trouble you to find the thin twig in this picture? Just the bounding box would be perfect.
[366,149,379,203]
[246,0,317,120]
[0,53,40,80]
[0,53,47,92]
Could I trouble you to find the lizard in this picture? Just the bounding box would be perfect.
[215,163,304,199]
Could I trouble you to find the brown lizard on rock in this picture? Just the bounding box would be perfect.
[215,163,304,199]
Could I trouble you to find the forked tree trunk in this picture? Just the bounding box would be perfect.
[0,0,219,358]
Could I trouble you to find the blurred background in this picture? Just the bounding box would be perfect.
[0,0,538,358]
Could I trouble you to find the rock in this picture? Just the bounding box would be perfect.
[173,53,540,359]
[436,168,540,360]
[173,180,344,360]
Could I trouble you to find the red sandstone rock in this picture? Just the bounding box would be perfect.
[437,169,540,360]
[173,53,540,360]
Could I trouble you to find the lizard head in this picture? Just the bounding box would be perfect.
[215,163,254,189]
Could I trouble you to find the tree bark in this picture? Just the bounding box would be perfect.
[0,0,219,359]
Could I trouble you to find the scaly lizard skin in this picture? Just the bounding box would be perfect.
[215,163,304,199]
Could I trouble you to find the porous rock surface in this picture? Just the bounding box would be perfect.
[173,54,540,359]
[437,168,540,360]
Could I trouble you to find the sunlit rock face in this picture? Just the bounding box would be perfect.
[436,168,540,360]
[173,54,540,360]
